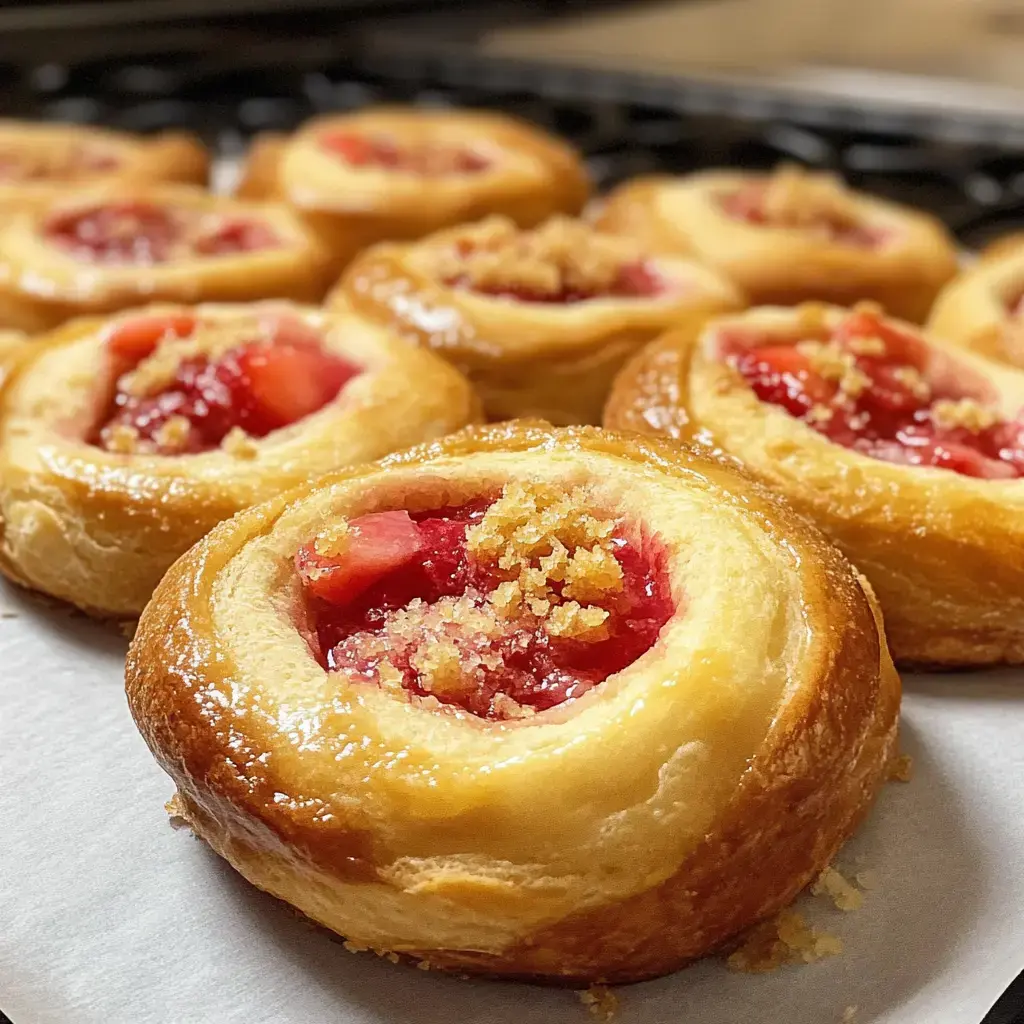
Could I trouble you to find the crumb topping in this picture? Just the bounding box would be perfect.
[221,425,259,459]
[727,909,843,973]
[889,752,913,782]
[759,164,861,231]
[891,365,931,401]
[796,340,870,398]
[105,423,140,454]
[578,985,619,1021]
[930,398,999,433]
[812,866,865,912]
[427,215,644,299]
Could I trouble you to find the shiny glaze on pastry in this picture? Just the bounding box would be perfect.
[596,165,958,322]
[126,421,898,983]
[0,120,208,197]
[236,106,591,271]
[606,302,1024,666]
[0,184,333,332]
[0,302,479,616]
[331,214,744,424]
[927,243,1024,369]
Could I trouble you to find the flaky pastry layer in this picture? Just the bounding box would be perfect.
[126,422,898,982]
[0,302,479,616]
[596,170,958,322]
[606,303,1024,666]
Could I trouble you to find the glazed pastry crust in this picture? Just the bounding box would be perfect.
[596,171,958,322]
[125,422,899,983]
[0,184,333,332]
[927,246,1024,368]
[606,304,1024,667]
[0,303,479,617]
[0,121,208,196]
[330,223,744,424]
[236,107,591,270]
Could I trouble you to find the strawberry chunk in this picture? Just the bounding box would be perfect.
[319,132,381,167]
[296,511,427,605]
[734,344,836,412]
[106,314,197,364]
[192,218,280,256]
[833,309,925,369]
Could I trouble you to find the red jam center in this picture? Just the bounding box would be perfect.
[94,313,361,454]
[718,184,885,248]
[727,309,1024,479]
[295,497,674,720]
[453,260,664,304]
[319,131,490,175]
[45,202,281,265]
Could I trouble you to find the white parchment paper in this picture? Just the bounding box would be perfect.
[1,577,1022,1024]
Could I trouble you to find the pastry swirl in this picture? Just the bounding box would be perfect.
[596,166,958,322]
[0,120,207,196]
[330,214,744,424]
[0,302,478,616]
[0,184,332,331]
[126,422,898,983]
[606,302,1024,666]
[237,107,590,271]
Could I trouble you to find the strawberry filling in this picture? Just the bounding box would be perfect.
[319,131,490,175]
[94,312,361,454]
[450,259,664,304]
[295,491,674,720]
[45,202,282,264]
[725,309,1024,479]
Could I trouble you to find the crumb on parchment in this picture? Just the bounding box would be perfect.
[727,909,843,973]
[578,985,619,1021]
[889,753,913,782]
[812,866,865,912]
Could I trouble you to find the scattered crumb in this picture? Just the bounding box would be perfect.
[812,866,864,912]
[891,365,931,401]
[0,610,17,619]
[154,414,191,453]
[759,164,862,232]
[930,398,998,433]
[105,423,140,454]
[578,985,619,1021]
[854,870,879,892]
[222,425,259,460]
[806,403,835,425]
[415,960,432,971]
[846,335,886,357]
[843,1006,859,1022]
[727,909,843,973]
[342,940,370,954]
[889,753,913,782]
[164,794,191,831]
[118,619,137,639]
[427,215,641,298]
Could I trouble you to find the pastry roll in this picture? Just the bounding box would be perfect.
[330,214,744,424]
[927,243,1024,368]
[236,107,590,270]
[606,302,1024,666]
[0,184,332,332]
[0,120,208,195]
[596,165,958,322]
[0,302,478,617]
[126,422,898,983]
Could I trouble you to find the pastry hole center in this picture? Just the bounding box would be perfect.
[90,311,361,455]
[295,481,674,721]
[719,304,1023,479]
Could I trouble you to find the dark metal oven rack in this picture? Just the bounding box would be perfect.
[0,27,1021,248]
[0,19,1022,1024]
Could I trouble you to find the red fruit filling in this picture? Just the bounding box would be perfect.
[718,167,888,249]
[725,308,1024,479]
[93,312,361,454]
[433,216,666,305]
[44,201,282,264]
[295,483,674,720]
[319,131,490,175]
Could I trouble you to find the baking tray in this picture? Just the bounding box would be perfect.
[1,22,1024,1024]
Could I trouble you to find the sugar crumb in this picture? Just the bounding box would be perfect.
[812,866,864,912]
[843,1006,858,1022]
[727,909,843,973]
[578,985,619,1021]
[889,753,913,782]
[930,398,997,433]
[222,425,259,460]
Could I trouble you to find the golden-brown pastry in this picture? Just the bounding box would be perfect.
[927,243,1024,368]
[0,302,478,617]
[237,107,590,270]
[0,120,208,195]
[0,184,333,332]
[606,301,1024,666]
[596,165,958,322]
[330,214,744,423]
[126,422,899,984]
